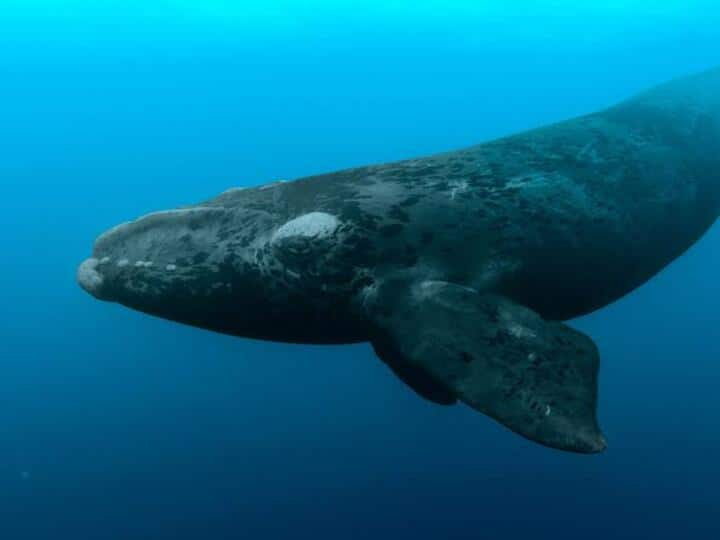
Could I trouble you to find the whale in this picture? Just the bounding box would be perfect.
[78,67,720,454]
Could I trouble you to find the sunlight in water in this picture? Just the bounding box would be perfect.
[1,0,716,53]
[1,1,712,26]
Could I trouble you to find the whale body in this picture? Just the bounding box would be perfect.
[78,67,720,453]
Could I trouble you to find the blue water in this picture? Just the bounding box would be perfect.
[2,3,719,538]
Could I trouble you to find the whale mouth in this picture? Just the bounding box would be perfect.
[77,257,109,300]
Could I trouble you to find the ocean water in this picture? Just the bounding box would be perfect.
[1,2,719,538]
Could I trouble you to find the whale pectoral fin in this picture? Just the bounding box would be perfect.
[367,280,606,454]
[373,339,458,405]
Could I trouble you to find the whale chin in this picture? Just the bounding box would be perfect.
[77,258,112,301]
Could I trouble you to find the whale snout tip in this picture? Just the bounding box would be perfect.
[575,431,608,454]
[588,434,608,454]
[77,257,108,300]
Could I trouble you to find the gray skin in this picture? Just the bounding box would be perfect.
[78,67,720,454]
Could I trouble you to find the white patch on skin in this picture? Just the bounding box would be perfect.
[77,258,104,294]
[476,259,522,288]
[272,212,340,242]
[260,180,287,190]
[117,259,129,267]
[545,405,552,417]
[505,174,547,190]
[576,142,603,163]
[449,180,469,200]
[134,261,154,268]
[99,257,111,264]
[221,187,246,195]
[413,281,479,313]
[166,264,177,271]
[507,322,537,340]
[94,207,215,250]
[96,221,134,247]
[498,306,538,340]
[361,181,405,202]
[140,207,213,219]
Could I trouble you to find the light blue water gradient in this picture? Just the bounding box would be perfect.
[1,3,719,538]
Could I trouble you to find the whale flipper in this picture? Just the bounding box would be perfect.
[367,281,606,453]
[373,339,458,405]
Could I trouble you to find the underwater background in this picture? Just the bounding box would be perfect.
[1,1,719,538]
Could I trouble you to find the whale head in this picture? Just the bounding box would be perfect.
[77,205,272,335]
[78,207,220,299]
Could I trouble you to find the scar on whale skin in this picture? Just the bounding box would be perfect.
[271,212,340,242]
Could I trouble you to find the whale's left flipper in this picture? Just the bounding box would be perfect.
[367,280,606,454]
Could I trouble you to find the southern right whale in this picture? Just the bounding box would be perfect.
[78,67,720,453]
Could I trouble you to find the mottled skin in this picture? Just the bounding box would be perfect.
[79,67,720,453]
